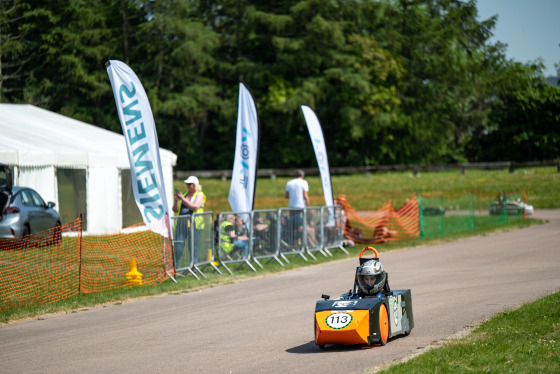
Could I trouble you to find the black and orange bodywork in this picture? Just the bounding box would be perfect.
[314,247,414,348]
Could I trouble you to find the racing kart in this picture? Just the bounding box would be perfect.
[314,247,414,348]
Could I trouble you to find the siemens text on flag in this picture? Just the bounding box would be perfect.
[106,60,170,237]
[228,83,260,213]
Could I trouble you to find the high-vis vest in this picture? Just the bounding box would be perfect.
[220,220,234,253]
[177,191,206,229]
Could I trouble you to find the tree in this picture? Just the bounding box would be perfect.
[0,0,52,103]
[466,61,560,162]
[1,0,557,169]
[373,0,503,164]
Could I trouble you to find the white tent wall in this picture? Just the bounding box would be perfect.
[87,167,122,233]
[0,104,178,233]
[18,166,58,208]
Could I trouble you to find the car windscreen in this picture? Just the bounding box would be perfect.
[29,189,46,207]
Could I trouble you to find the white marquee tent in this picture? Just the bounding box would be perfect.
[0,104,177,233]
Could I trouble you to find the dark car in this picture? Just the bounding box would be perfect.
[0,163,61,245]
[421,206,445,216]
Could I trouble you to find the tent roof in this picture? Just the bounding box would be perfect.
[0,104,177,168]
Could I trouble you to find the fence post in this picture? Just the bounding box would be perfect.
[439,196,444,234]
[468,193,474,230]
[78,213,83,294]
[523,189,527,219]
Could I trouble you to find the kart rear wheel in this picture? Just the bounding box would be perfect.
[379,304,389,346]
[318,344,325,350]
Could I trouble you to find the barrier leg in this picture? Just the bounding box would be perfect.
[234,259,257,272]
[306,249,317,261]
[178,267,200,280]
[265,256,284,266]
[252,258,264,269]
[219,262,234,275]
[193,265,207,278]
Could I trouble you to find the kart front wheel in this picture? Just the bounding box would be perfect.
[379,304,389,346]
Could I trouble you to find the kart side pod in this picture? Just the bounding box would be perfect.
[314,290,414,347]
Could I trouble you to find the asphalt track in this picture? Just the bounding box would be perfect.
[1,211,559,374]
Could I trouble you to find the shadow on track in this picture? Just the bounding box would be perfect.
[286,340,380,354]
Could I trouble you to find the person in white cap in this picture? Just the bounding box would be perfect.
[172,176,206,270]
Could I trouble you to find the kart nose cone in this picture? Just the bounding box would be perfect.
[315,310,370,345]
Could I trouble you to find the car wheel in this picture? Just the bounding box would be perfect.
[379,304,389,346]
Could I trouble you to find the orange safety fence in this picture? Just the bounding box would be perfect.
[0,217,82,311]
[0,216,173,311]
[336,194,420,244]
[80,222,173,294]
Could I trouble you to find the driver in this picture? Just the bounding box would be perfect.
[357,259,387,297]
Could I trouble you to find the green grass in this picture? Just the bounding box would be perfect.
[182,167,560,216]
[377,291,560,374]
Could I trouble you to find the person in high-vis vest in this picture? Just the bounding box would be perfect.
[172,176,206,269]
[219,214,236,257]
[219,214,249,259]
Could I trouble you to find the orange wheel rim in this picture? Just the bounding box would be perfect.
[360,247,378,258]
[379,304,389,343]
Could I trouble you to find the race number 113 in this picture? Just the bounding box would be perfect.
[325,312,353,329]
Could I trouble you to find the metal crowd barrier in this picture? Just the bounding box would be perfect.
[278,207,308,263]
[251,209,283,267]
[170,211,219,279]
[320,205,348,255]
[216,211,256,274]
[170,205,346,277]
[192,211,220,277]
[170,214,197,279]
[304,206,330,260]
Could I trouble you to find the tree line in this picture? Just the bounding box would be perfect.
[1,0,558,170]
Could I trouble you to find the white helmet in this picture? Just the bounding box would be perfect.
[357,259,386,295]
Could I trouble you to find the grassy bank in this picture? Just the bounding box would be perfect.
[182,167,560,215]
[376,291,560,374]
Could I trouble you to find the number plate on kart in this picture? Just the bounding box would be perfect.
[325,312,353,329]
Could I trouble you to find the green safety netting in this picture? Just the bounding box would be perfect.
[417,191,527,238]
